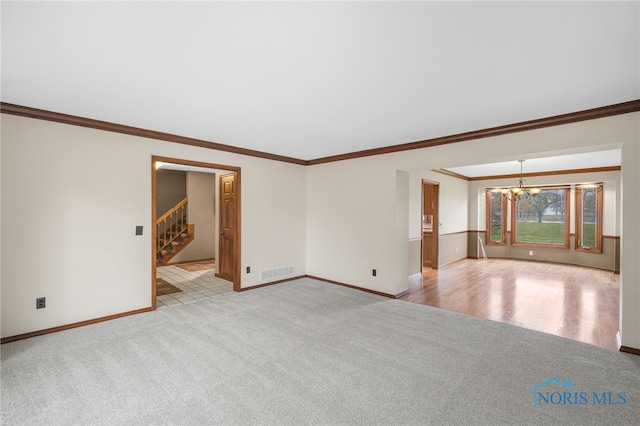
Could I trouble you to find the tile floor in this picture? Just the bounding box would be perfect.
[156,265,234,308]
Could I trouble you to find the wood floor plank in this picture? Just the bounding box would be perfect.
[401,258,619,350]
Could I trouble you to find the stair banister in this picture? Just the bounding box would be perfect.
[156,198,189,257]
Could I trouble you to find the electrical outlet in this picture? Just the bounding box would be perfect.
[246,266,251,273]
[135,225,143,236]
[36,297,46,309]
[372,269,377,277]
[529,250,534,256]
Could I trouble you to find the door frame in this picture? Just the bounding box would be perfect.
[422,179,440,270]
[151,156,242,309]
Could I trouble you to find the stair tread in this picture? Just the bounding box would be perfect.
[156,224,195,265]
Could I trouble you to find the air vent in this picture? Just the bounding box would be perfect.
[260,265,294,282]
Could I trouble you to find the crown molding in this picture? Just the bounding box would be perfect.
[434,169,471,181]
[467,166,622,181]
[307,100,640,165]
[2,99,639,166]
[0,102,307,166]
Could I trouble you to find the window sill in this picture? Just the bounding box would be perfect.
[575,247,603,254]
[511,242,570,249]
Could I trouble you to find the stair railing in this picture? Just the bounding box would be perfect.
[157,198,189,257]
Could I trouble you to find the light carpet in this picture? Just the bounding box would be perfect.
[1,278,639,425]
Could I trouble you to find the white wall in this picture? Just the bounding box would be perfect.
[241,158,307,281]
[2,116,151,336]
[306,112,640,348]
[468,171,620,270]
[620,123,640,349]
[306,158,406,295]
[469,170,621,235]
[169,171,216,263]
[1,115,307,338]
[408,170,468,240]
[2,111,639,350]
[407,170,469,269]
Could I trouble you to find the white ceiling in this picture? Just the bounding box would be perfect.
[2,1,638,163]
[443,149,622,179]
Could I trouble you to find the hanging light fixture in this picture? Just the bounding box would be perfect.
[500,160,541,203]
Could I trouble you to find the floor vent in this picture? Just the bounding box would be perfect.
[260,265,295,282]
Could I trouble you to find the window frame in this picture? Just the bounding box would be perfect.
[575,184,603,253]
[510,186,570,249]
[485,189,507,245]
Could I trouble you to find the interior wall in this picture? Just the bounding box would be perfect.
[395,170,410,292]
[306,160,406,296]
[241,162,307,283]
[306,112,639,348]
[470,171,620,236]
[474,232,619,271]
[155,169,186,218]
[468,170,620,270]
[439,232,468,267]
[407,170,469,271]
[407,238,422,275]
[620,128,640,349]
[2,111,638,349]
[1,114,307,338]
[169,171,216,263]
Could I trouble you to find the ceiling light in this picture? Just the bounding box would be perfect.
[499,160,541,204]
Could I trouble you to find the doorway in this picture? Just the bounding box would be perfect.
[422,180,439,269]
[151,156,241,310]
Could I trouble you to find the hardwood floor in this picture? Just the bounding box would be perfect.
[401,258,620,350]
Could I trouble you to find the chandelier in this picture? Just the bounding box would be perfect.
[500,160,541,203]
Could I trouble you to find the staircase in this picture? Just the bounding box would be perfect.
[156,198,195,266]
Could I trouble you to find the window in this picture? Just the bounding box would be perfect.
[511,187,570,248]
[575,184,603,253]
[486,189,506,245]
